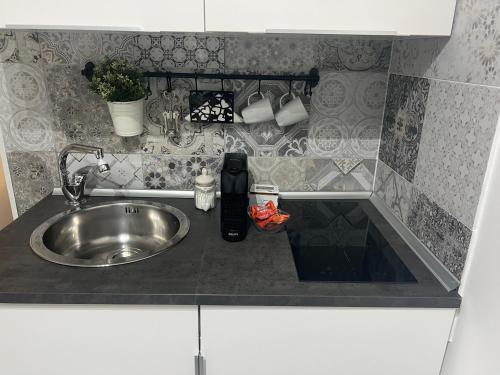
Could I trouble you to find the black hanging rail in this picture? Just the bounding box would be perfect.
[81,62,320,92]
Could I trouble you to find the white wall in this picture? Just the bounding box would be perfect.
[0,158,13,229]
[440,115,500,374]
[0,129,16,223]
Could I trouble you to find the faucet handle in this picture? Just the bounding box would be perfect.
[72,174,86,186]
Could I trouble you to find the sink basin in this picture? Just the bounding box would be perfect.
[30,200,190,267]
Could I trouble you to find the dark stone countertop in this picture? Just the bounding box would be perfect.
[0,195,461,308]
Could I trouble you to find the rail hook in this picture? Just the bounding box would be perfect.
[145,77,152,100]
[166,76,173,93]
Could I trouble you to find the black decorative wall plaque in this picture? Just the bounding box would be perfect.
[189,90,234,123]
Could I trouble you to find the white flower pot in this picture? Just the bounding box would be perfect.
[107,98,144,137]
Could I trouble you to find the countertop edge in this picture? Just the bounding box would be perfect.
[0,293,461,308]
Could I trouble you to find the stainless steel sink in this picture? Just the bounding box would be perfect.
[30,200,190,267]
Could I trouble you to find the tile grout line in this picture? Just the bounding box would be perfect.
[388,71,500,91]
[377,159,473,232]
[372,40,395,193]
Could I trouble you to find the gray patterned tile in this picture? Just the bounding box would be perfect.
[39,31,135,65]
[223,79,309,157]
[333,158,363,174]
[134,33,224,72]
[6,151,59,215]
[142,155,222,190]
[408,189,472,279]
[414,80,500,229]
[0,63,55,152]
[305,159,375,192]
[46,65,140,153]
[0,62,49,109]
[225,35,315,74]
[0,31,16,63]
[378,74,430,182]
[1,109,55,152]
[141,77,224,155]
[316,37,392,72]
[225,123,307,157]
[0,31,41,64]
[307,71,387,159]
[389,37,446,77]
[248,157,308,191]
[142,121,225,156]
[65,153,143,189]
[390,0,500,86]
[374,160,414,224]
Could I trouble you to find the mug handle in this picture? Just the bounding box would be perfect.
[248,91,265,106]
[279,92,296,108]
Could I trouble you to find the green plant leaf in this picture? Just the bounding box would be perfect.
[89,57,146,102]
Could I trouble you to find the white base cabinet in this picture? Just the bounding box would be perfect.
[0,304,456,375]
[200,306,456,375]
[0,305,198,375]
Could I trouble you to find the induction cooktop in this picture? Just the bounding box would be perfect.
[281,200,417,283]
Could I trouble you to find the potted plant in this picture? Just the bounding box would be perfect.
[89,57,146,137]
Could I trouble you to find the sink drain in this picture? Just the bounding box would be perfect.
[108,247,144,262]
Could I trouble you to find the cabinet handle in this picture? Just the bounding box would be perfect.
[194,354,205,375]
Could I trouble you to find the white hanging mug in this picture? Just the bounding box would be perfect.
[241,91,275,124]
[275,92,309,127]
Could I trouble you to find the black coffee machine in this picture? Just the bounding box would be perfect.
[221,153,248,242]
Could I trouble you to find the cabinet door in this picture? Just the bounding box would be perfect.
[0,0,205,32]
[205,0,456,36]
[201,306,456,375]
[0,305,198,375]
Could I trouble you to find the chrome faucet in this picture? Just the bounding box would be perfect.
[58,144,110,206]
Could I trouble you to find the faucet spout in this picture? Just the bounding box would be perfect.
[58,144,111,206]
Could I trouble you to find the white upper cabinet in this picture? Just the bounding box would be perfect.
[0,0,205,32]
[0,0,456,35]
[205,0,457,36]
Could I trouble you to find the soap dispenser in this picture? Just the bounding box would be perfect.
[194,168,216,212]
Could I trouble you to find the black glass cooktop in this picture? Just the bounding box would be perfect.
[281,200,417,283]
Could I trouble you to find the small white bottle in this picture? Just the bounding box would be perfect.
[194,168,216,212]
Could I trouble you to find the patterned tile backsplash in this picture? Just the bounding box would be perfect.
[374,161,413,225]
[308,71,387,159]
[39,31,135,65]
[407,190,472,280]
[66,153,143,190]
[413,79,500,229]
[0,31,41,64]
[134,34,224,73]
[0,63,55,152]
[225,35,315,74]
[378,74,430,182]
[0,30,392,214]
[0,8,498,286]
[143,155,223,190]
[6,151,60,215]
[375,0,500,280]
[390,0,500,87]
